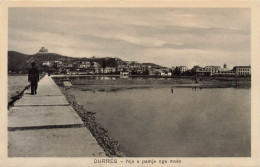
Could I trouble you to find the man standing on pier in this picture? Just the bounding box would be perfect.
[28,62,39,95]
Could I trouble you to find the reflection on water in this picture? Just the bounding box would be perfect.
[71,87,250,157]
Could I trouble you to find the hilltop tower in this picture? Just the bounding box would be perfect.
[223,64,227,68]
[39,47,48,53]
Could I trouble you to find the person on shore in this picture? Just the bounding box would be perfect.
[28,62,39,95]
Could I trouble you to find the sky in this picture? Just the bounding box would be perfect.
[8,8,251,68]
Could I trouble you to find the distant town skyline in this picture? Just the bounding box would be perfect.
[9,8,251,68]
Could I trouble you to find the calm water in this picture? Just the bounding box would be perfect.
[70,86,250,157]
[8,75,29,101]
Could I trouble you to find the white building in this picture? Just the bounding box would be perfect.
[233,66,251,76]
[42,61,52,67]
[175,66,188,74]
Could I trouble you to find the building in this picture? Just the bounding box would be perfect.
[42,61,52,67]
[191,65,201,74]
[111,67,117,73]
[159,71,167,76]
[171,66,176,73]
[92,62,100,68]
[53,61,62,68]
[116,67,124,72]
[80,61,91,67]
[54,60,62,64]
[175,66,188,74]
[216,64,235,75]
[67,64,73,68]
[195,67,212,76]
[233,66,251,76]
[39,47,48,53]
[78,64,86,69]
[120,71,129,76]
[218,64,230,72]
[125,61,132,67]
[204,66,220,74]
[215,70,235,76]
[148,68,156,76]
[195,66,220,76]
[102,67,113,74]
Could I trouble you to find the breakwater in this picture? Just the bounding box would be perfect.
[53,78,125,157]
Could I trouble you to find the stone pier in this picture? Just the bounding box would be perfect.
[8,75,106,157]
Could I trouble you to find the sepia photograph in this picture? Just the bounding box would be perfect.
[7,7,251,157]
[1,1,260,166]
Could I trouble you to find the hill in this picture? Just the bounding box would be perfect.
[8,51,69,72]
[8,51,167,73]
[32,52,69,66]
[8,51,33,72]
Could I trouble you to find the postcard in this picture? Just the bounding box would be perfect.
[0,0,260,167]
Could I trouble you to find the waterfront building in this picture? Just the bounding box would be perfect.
[195,66,220,76]
[204,66,220,74]
[218,64,231,72]
[196,67,212,76]
[233,66,251,76]
[215,70,235,76]
[216,64,235,75]
[191,65,201,74]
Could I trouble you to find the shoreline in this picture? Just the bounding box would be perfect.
[51,74,251,78]
[64,76,251,91]
[53,79,126,157]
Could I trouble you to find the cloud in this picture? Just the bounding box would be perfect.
[8,8,250,68]
[135,48,250,68]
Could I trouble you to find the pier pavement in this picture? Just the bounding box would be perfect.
[8,75,106,157]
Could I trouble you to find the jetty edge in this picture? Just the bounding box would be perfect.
[53,77,126,157]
